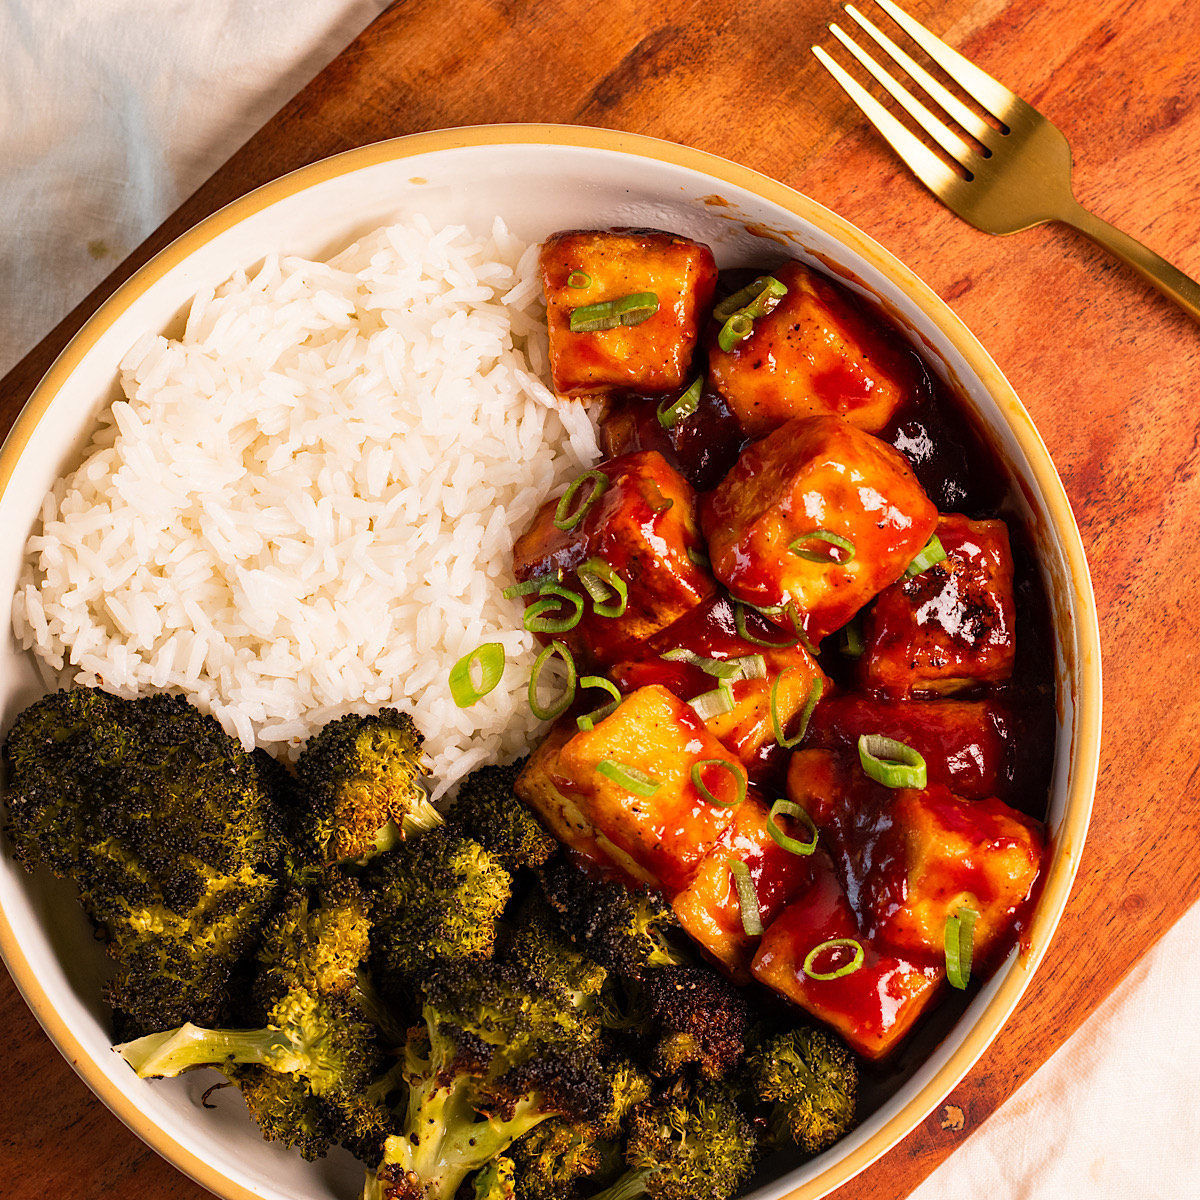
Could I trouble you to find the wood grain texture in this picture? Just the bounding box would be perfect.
[2,0,1199,1196]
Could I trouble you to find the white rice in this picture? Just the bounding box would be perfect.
[12,215,599,798]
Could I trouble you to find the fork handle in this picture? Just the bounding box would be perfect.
[1059,201,1200,324]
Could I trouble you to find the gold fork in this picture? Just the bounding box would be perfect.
[813,0,1200,323]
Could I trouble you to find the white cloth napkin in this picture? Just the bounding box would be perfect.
[2,3,1195,1197]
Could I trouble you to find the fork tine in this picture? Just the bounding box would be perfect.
[812,44,965,199]
[841,5,997,146]
[829,22,976,166]
[872,0,1020,121]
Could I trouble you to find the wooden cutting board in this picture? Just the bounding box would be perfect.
[2,0,1199,1196]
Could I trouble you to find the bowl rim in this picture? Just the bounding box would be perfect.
[0,122,1102,1200]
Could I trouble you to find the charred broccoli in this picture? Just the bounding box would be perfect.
[738,1026,858,1155]
[293,709,439,867]
[367,828,512,994]
[588,1079,757,1200]
[447,759,556,872]
[3,688,285,1033]
[362,959,616,1200]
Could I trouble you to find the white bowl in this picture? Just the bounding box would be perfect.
[0,125,1101,1200]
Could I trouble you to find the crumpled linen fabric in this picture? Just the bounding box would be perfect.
[2,3,1198,1198]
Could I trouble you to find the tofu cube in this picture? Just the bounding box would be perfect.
[512,451,717,667]
[609,595,828,769]
[521,685,744,895]
[541,229,717,397]
[672,794,816,981]
[750,854,944,1060]
[707,261,914,437]
[700,415,938,641]
[803,692,1009,801]
[860,513,1017,696]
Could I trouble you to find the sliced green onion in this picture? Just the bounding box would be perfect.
[734,601,800,649]
[566,270,592,289]
[904,534,948,579]
[569,291,659,332]
[554,469,609,532]
[771,671,824,749]
[789,529,856,565]
[687,546,711,570]
[803,938,865,981]
[575,557,628,618]
[858,734,927,789]
[502,573,555,599]
[727,653,768,680]
[839,615,864,659]
[596,759,662,798]
[690,682,736,721]
[523,584,584,634]
[727,859,764,936]
[657,376,704,430]
[766,799,819,856]
[690,758,747,808]
[717,311,754,352]
[576,677,622,732]
[660,649,766,683]
[712,275,788,322]
[945,906,980,990]
[528,641,576,721]
[448,642,505,707]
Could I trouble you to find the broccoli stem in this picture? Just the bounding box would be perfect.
[585,1167,654,1200]
[116,1022,308,1080]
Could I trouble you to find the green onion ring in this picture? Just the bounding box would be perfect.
[596,758,662,798]
[566,270,592,289]
[528,641,576,721]
[575,677,622,731]
[839,615,864,659]
[448,642,505,707]
[857,734,927,789]
[717,311,755,352]
[502,573,555,599]
[945,905,980,990]
[569,291,659,332]
[727,859,764,936]
[657,376,704,429]
[712,275,788,322]
[771,671,824,749]
[766,798,819,856]
[904,533,948,579]
[523,584,584,634]
[554,469,609,532]
[687,545,710,569]
[789,529,856,565]
[690,758,747,809]
[733,601,799,649]
[690,683,736,722]
[575,557,628,619]
[802,938,865,981]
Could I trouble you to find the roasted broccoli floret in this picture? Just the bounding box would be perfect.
[499,895,609,1015]
[474,1156,517,1200]
[447,759,556,871]
[639,965,748,1081]
[738,1026,858,1155]
[362,959,615,1200]
[588,1079,757,1200]
[537,861,684,980]
[3,688,285,1033]
[367,828,512,995]
[227,1064,339,1162]
[293,709,439,867]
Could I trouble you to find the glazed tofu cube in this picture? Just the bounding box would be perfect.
[861,786,1045,964]
[512,451,717,667]
[707,261,914,437]
[750,855,944,1060]
[672,794,816,982]
[609,595,827,769]
[515,725,658,889]
[541,229,718,397]
[700,415,938,641]
[860,513,1017,696]
[523,685,743,894]
[803,693,1009,801]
